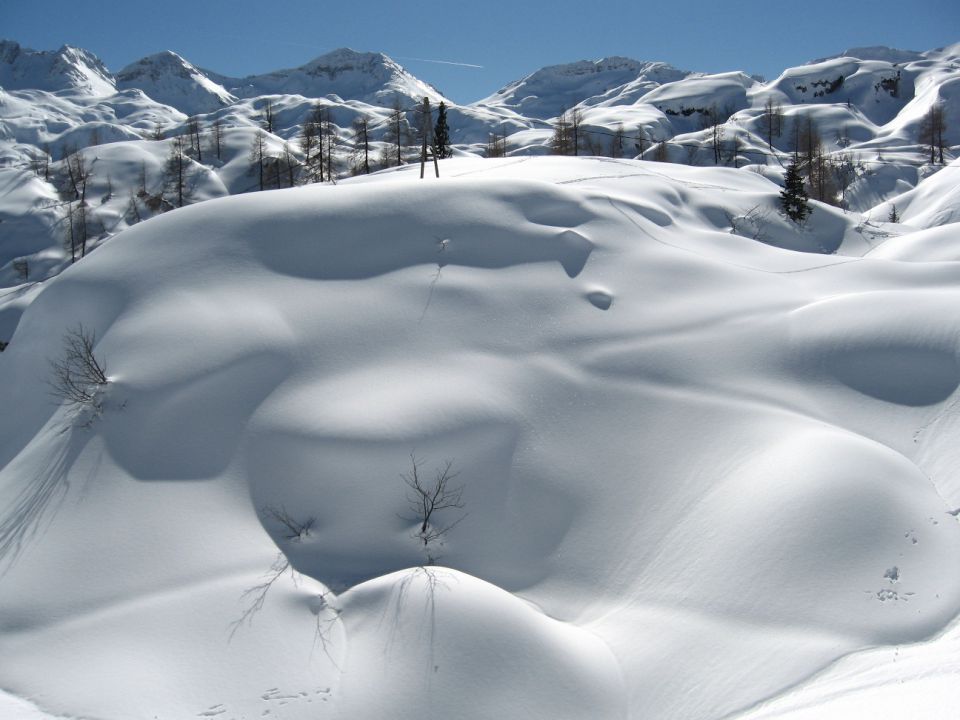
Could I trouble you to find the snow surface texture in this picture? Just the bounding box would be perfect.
[2,156,960,719]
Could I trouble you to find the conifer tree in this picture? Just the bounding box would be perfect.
[433,101,452,159]
[780,161,811,224]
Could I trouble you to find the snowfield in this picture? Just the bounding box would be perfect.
[2,155,960,719]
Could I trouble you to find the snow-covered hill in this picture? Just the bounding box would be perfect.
[2,156,960,720]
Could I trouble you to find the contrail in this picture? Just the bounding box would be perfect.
[392,56,484,69]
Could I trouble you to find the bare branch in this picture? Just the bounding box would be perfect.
[48,324,109,412]
[402,454,466,561]
[264,506,314,541]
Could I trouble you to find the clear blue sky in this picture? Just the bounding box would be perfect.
[5,0,958,103]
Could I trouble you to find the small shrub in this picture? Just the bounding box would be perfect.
[48,324,108,413]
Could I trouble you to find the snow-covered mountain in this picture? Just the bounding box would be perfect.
[0,38,957,303]
[475,57,691,120]
[0,40,115,95]
[116,51,236,116]
[209,48,447,107]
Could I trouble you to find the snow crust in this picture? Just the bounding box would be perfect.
[2,156,960,719]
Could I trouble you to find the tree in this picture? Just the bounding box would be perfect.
[211,117,224,161]
[350,115,372,175]
[250,130,268,191]
[261,99,275,134]
[299,108,321,183]
[780,160,811,224]
[280,143,297,188]
[609,123,625,158]
[48,324,109,414]
[187,116,203,162]
[321,110,339,182]
[485,126,507,158]
[887,204,900,223]
[433,101,452,159]
[701,104,724,165]
[919,102,947,165]
[166,135,190,207]
[402,455,465,563]
[653,140,669,162]
[551,109,573,155]
[758,97,783,150]
[831,152,861,208]
[382,98,409,168]
[634,126,649,158]
[729,132,742,168]
[570,108,583,156]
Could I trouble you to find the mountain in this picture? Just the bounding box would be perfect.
[476,57,690,119]
[0,40,957,294]
[209,48,447,107]
[0,40,114,95]
[116,51,235,116]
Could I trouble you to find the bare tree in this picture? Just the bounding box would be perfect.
[166,135,190,208]
[300,110,321,182]
[758,97,784,150]
[702,104,725,165]
[280,143,297,188]
[634,126,650,158]
[250,130,268,191]
[609,123,625,158]
[571,108,583,156]
[402,455,465,562]
[264,506,314,541]
[653,140,669,162]
[382,98,409,168]
[48,325,109,412]
[551,109,573,155]
[919,102,948,165]
[262,99,275,134]
[350,115,372,174]
[211,117,224,161]
[485,125,508,158]
[186,116,203,162]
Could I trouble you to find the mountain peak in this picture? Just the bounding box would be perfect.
[116,50,235,115]
[0,39,114,95]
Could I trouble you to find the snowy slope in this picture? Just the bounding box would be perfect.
[2,157,960,719]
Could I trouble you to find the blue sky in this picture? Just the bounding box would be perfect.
[5,0,958,103]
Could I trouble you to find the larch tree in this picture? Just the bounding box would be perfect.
[350,115,371,175]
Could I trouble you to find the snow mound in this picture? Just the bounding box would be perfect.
[2,158,960,719]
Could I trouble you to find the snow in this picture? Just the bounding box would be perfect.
[1,155,960,719]
[2,35,960,719]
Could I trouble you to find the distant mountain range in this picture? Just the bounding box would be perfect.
[0,37,957,290]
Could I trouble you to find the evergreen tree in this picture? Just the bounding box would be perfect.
[433,101,452,159]
[780,161,811,224]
